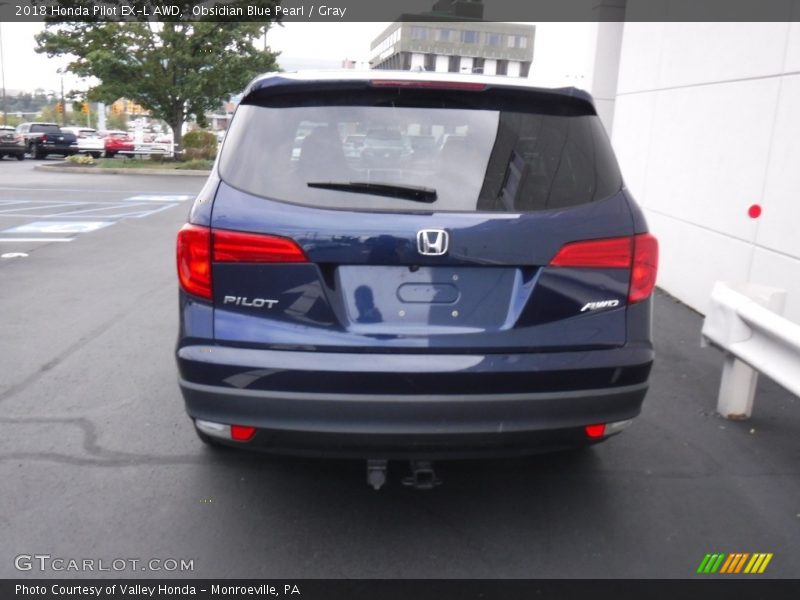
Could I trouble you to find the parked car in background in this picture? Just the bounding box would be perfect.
[343,134,366,160]
[16,122,78,159]
[360,127,413,166]
[0,125,25,160]
[175,71,658,488]
[61,127,104,158]
[102,130,135,158]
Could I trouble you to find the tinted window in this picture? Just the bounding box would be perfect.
[31,124,61,134]
[220,89,622,213]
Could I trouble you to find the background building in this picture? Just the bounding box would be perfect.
[370,1,534,77]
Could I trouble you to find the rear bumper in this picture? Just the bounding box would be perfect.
[181,378,646,458]
[177,344,651,458]
[39,145,78,155]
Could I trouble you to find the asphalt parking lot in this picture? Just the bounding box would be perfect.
[0,159,798,579]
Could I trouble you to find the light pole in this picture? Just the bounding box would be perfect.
[60,75,66,126]
[0,24,7,126]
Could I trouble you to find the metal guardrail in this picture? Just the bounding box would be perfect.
[701,281,800,419]
[118,143,175,158]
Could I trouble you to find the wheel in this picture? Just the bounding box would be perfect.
[15,153,24,161]
[105,151,116,159]
[91,152,101,159]
[34,150,46,160]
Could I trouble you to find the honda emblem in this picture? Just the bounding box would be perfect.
[417,229,449,256]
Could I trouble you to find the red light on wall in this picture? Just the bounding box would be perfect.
[748,204,762,219]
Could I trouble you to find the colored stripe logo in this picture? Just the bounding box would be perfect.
[697,553,773,574]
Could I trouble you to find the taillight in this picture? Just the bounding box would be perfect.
[213,229,307,263]
[549,233,659,304]
[629,233,658,304]
[176,225,307,300]
[176,224,212,299]
[549,236,632,268]
[40,134,48,142]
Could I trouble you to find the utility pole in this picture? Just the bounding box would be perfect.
[60,76,66,126]
[0,24,7,126]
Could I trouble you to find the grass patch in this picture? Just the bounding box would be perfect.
[96,158,213,171]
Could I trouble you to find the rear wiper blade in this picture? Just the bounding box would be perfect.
[307,181,437,203]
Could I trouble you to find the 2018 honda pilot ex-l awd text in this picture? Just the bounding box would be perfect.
[176,71,658,461]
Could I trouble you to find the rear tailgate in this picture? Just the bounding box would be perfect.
[208,79,639,353]
[211,184,633,351]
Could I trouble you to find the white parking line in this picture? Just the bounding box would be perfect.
[133,203,179,218]
[49,203,138,217]
[0,238,73,243]
[0,187,190,194]
[0,200,181,219]
[0,202,82,215]
[126,194,193,202]
[3,221,114,234]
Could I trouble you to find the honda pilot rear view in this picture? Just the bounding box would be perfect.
[175,71,658,479]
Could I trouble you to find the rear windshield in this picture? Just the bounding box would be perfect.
[31,124,61,134]
[219,87,622,213]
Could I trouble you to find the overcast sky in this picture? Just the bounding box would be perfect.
[0,21,596,96]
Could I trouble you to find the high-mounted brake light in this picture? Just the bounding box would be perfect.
[549,234,659,304]
[369,79,487,91]
[213,229,307,263]
[177,225,307,300]
[176,223,212,300]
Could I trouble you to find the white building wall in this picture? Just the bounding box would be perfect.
[410,53,425,70]
[435,55,449,73]
[591,20,625,133]
[460,56,474,73]
[483,59,497,75]
[612,22,800,322]
[507,61,521,77]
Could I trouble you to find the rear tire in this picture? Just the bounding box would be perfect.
[105,151,116,159]
[91,152,101,159]
[15,153,25,161]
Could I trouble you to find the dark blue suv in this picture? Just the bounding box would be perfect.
[176,72,658,473]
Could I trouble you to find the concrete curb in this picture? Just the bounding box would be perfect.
[33,163,211,177]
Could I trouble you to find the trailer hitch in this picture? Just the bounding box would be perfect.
[402,460,442,490]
